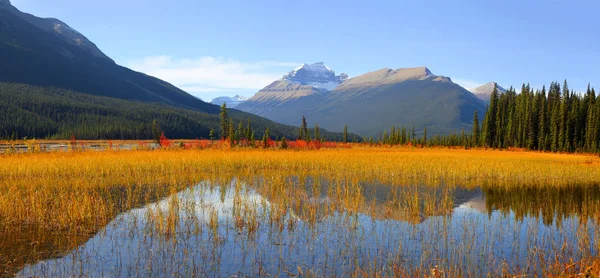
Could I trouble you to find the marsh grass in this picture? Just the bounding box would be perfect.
[1,147,600,276]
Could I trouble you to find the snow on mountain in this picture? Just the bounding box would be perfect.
[210,95,248,108]
[282,62,348,92]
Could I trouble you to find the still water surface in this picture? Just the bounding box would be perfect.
[14,180,600,276]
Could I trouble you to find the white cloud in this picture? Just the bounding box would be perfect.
[453,78,484,91]
[127,56,298,99]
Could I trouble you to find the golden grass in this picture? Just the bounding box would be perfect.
[1,146,599,230]
[2,146,600,276]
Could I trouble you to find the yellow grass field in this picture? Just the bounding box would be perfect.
[2,146,600,276]
[1,146,599,229]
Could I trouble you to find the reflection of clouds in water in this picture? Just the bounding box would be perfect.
[18,182,599,277]
[457,195,487,213]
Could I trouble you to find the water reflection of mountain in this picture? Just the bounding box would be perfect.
[8,179,600,275]
[263,179,485,225]
[362,183,484,224]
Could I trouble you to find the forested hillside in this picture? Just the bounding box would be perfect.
[0,83,344,140]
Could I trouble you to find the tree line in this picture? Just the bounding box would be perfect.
[479,81,599,153]
[370,81,599,154]
[0,83,343,141]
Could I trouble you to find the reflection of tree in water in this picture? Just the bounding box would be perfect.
[483,185,600,227]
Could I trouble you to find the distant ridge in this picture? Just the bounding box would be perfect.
[238,65,485,137]
[210,95,247,108]
[469,82,507,103]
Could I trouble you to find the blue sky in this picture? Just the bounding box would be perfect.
[11,0,600,100]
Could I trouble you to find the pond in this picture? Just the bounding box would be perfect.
[10,179,600,276]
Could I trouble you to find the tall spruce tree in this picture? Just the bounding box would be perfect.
[484,84,499,147]
[343,124,348,143]
[245,118,252,141]
[472,110,480,147]
[538,86,548,151]
[220,103,229,140]
[237,121,244,142]
[301,115,308,141]
[558,80,570,151]
[228,120,235,146]
[550,82,561,152]
[151,120,162,144]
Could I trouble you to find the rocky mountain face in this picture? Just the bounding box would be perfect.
[282,62,348,91]
[238,65,486,137]
[237,62,347,116]
[470,82,506,103]
[210,95,247,108]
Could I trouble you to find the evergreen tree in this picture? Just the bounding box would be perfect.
[527,91,540,150]
[237,121,244,142]
[343,124,348,143]
[245,118,252,141]
[550,82,561,152]
[263,128,270,148]
[484,84,499,147]
[472,110,480,147]
[301,115,308,141]
[585,95,596,151]
[558,80,570,151]
[228,120,235,147]
[280,136,288,149]
[314,122,320,141]
[209,129,215,143]
[538,86,548,151]
[220,103,229,139]
[422,127,427,146]
[151,119,162,144]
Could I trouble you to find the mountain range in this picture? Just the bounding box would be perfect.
[0,0,350,140]
[1,0,500,140]
[237,63,487,137]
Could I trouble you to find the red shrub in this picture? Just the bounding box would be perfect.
[159,132,171,148]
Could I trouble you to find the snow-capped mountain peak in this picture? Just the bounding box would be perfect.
[210,95,248,108]
[282,62,348,92]
[290,62,331,74]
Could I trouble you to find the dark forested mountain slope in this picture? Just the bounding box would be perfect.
[0,0,216,113]
[0,1,347,140]
[0,83,347,140]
